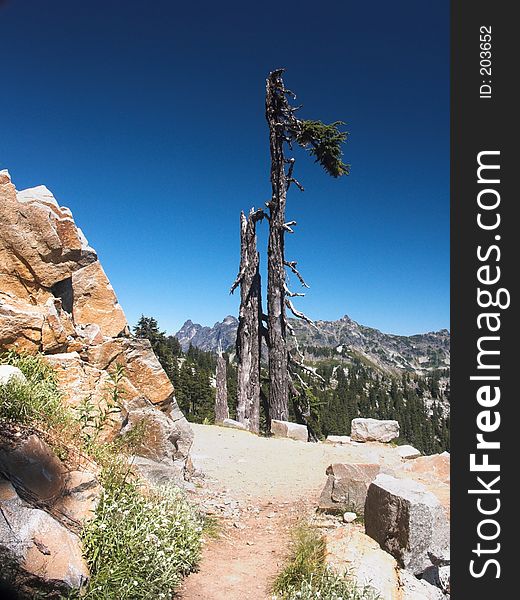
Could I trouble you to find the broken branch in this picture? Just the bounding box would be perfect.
[284,261,310,288]
[284,283,305,297]
[230,267,246,294]
[285,298,317,330]
[287,177,304,192]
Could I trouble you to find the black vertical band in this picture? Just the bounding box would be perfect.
[451,1,515,596]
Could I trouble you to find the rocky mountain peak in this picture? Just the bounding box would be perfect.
[175,315,238,352]
[223,315,239,325]
[175,313,450,375]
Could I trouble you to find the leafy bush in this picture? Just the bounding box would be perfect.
[75,363,126,449]
[273,524,379,600]
[0,351,68,427]
[79,481,203,599]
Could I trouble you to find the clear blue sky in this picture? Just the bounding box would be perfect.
[0,0,449,336]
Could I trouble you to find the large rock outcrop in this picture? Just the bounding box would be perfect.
[0,170,193,476]
[0,171,126,347]
[270,419,308,442]
[0,428,100,598]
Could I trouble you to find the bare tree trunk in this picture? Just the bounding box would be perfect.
[266,70,290,422]
[231,69,347,433]
[230,208,264,433]
[215,343,229,423]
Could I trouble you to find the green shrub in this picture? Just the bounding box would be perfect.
[79,480,203,599]
[75,363,126,449]
[0,351,68,427]
[273,523,380,600]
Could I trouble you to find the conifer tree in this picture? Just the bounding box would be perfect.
[263,69,349,423]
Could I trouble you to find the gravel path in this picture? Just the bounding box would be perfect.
[188,423,401,501]
[177,424,402,600]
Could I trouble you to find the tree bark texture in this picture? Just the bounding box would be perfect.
[215,346,229,423]
[266,70,290,422]
[231,209,264,433]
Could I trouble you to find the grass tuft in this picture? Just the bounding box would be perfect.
[0,351,68,427]
[272,522,380,600]
[273,523,327,593]
[277,570,381,600]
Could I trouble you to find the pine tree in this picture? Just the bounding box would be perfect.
[263,69,349,424]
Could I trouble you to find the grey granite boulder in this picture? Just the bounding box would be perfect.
[222,418,248,430]
[365,474,449,575]
[397,445,422,460]
[351,418,399,443]
[0,365,27,385]
[121,396,194,466]
[325,435,351,444]
[319,463,381,514]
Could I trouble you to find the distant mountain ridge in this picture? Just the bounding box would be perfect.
[175,315,239,353]
[174,314,450,375]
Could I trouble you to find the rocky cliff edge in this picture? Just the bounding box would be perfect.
[0,169,193,476]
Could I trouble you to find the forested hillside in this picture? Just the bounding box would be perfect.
[134,316,449,453]
[134,316,238,424]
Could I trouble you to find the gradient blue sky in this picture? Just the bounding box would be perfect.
[0,0,449,336]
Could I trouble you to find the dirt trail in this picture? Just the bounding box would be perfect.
[178,424,401,600]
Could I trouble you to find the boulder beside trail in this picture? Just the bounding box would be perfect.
[397,445,421,460]
[325,435,358,446]
[270,419,308,442]
[350,418,399,443]
[326,527,399,598]
[325,435,352,445]
[325,527,444,600]
[222,418,248,431]
[121,396,194,465]
[319,463,381,514]
[364,474,450,575]
[400,453,450,518]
